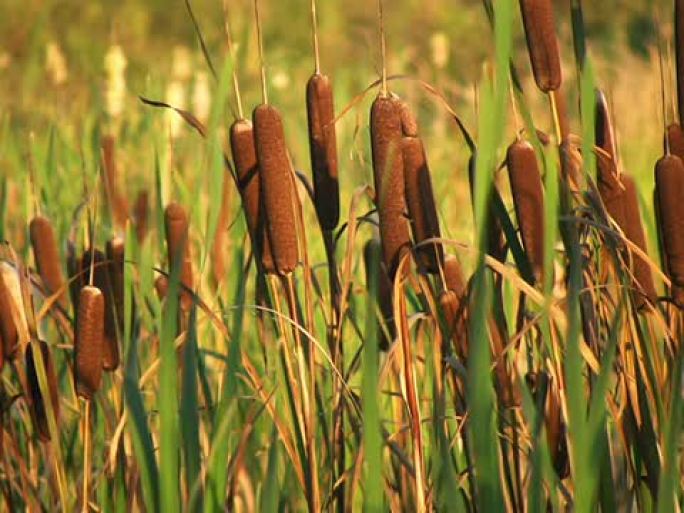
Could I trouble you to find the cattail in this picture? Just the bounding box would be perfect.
[105,238,124,369]
[399,100,418,138]
[654,155,684,307]
[439,256,468,360]
[164,202,194,309]
[622,175,657,309]
[230,119,274,273]
[101,135,129,228]
[363,238,394,351]
[666,123,684,160]
[0,263,25,359]
[74,286,104,400]
[506,140,545,284]
[253,104,299,275]
[370,96,411,279]
[155,275,169,300]
[25,340,60,441]
[595,91,627,230]
[468,154,507,262]
[402,134,443,273]
[518,0,562,92]
[133,190,149,243]
[29,215,67,309]
[306,73,339,231]
[676,0,684,125]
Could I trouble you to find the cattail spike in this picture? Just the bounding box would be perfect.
[164,202,194,310]
[306,73,340,231]
[74,286,104,400]
[253,104,299,275]
[518,0,562,93]
[29,215,67,309]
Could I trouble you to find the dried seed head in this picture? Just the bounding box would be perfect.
[25,340,60,441]
[134,190,149,243]
[164,202,194,310]
[402,135,443,273]
[518,0,562,92]
[0,263,25,359]
[74,286,104,400]
[666,123,684,160]
[363,237,394,351]
[306,73,339,231]
[370,96,411,279]
[655,155,684,307]
[253,104,299,275]
[29,215,67,309]
[506,140,545,284]
[621,175,657,309]
[230,119,274,273]
[105,238,124,369]
[155,275,169,300]
[595,92,626,230]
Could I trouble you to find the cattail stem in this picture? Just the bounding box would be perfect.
[222,0,244,120]
[377,0,388,97]
[310,0,321,74]
[253,0,268,105]
[81,400,91,513]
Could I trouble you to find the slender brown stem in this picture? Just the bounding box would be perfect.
[81,400,91,513]
[377,0,388,97]
[310,0,321,74]
[253,0,268,105]
[222,0,244,120]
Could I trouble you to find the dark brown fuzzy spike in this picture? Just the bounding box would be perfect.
[230,118,275,273]
[518,0,562,92]
[666,123,684,160]
[74,286,104,400]
[164,202,194,310]
[506,140,545,284]
[25,340,60,441]
[0,268,19,359]
[370,96,411,279]
[402,135,443,273]
[253,104,299,275]
[399,100,418,137]
[622,175,657,309]
[133,190,150,244]
[105,238,125,369]
[363,238,394,351]
[29,215,67,309]
[306,73,339,231]
[439,256,469,360]
[595,91,627,230]
[655,155,684,307]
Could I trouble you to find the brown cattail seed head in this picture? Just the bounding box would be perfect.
[363,237,394,351]
[0,264,22,359]
[253,104,299,275]
[518,0,562,92]
[101,135,129,228]
[133,190,150,243]
[370,96,411,279]
[164,202,194,310]
[29,215,67,309]
[595,91,627,230]
[666,123,684,161]
[74,286,104,400]
[25,340,60,441]
[655,155,684,307]
[212,171,232,286]
[306,73,340,231]
[105,237,124,369]
[402,135,443,273]
[506,140,545,284]
[155,275,169,300]
[440,255,468,360]
[622,175,657,309]
[230,119,274,273]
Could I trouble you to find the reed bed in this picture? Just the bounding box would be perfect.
[3,0,684,511]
